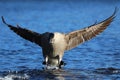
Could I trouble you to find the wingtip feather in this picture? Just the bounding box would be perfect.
[1,16,8,25]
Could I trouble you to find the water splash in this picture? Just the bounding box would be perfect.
[0,74,29,80]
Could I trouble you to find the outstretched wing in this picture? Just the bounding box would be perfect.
[65,9,116,50]
[2,16,42,46]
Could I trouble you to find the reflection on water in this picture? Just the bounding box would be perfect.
[0,0,120,80]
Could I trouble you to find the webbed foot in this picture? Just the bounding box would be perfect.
[59,61,66,68]
[42,61,46,65]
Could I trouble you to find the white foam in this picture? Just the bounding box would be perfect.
[47,66,59,70]
[43,65,59,70]
[0,74,29,80]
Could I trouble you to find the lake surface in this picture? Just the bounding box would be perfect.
[0,0,120,80]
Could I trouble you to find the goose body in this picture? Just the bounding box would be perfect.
[1,9,116,69]
[41,32,67,68]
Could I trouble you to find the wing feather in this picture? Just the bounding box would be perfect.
[2,16,42,46]
[65,9,116,50]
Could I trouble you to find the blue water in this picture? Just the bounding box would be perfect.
[0,0,120,80]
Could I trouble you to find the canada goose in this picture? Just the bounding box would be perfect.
[1,9,116,69]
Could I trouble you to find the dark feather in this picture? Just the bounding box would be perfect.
[1,16,42,46]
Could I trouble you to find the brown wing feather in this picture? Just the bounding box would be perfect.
[1,16,42,46]
[65,9,116,50]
